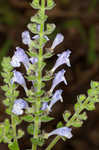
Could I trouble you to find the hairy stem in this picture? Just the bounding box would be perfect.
[32,0,45,150]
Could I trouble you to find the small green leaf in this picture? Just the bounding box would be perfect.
[57,122,63,128]
[28,23,38,34]
[86,102,95,111]
[27,124,34,135]
[90,81,99,89]
[4,119,10,133]
[41,116,54,122]
[31,137,44,146]
[8,141,20,150]
[45,23,56,35]
[78,112,87,121]
[72,119,83,127]
[46,0,56,10]
[43,52,53,59]
[63,111,71,122]
[77,94,86,103]
[30,0,40,9]
[17,129,24,139]
[22,115,34,122]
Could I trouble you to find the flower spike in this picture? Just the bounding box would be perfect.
[11,47,29,71]
[22,30,31,45]
[12,99,28,115]
[11,70,28,92]
[52,49,71,73]
[50,69,67,93]
[48,127,72,139]
[51,33,64,50]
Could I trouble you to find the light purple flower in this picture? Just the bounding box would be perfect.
[48,90,63,111]
[29,57,38,64]
[48,127,72,139]
[12,99,28,115]
[22,30,31,45]
[11,70,27,92]
[50,69,67,92]
[41,102,48,111]
[52,50,71,73]
[10,47,29,71]
[51,33,64,50]
[32,35,49,42]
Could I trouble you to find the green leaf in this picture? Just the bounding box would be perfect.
[4,119,10,133]
[30,0,40,9]
[31,10,48,24]
[17,129,24,139]
[22,115,34,122]
[77,94,86,103]
[12,115,22,126]
[8,141,20,150]
[72,119,83,127]
[43,52,53,59]
[63,111,71,122]
[1,85,9,91]
[78,112,87,121]
[45,23,56,35]
[27,124,34,135]
[31,137,44,146]
[46,0,56,10]
[28,23,39,34]
[3,98,10,106]
[41,116,54,122]
[90,81,99,89]
[86,102,95,111]
[57,122,63,128]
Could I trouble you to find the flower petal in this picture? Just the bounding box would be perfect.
[22,31,31,45]
[12,99,28,115]
[52,49,71,72]
[50,69,67,92]
[11,70,27,92]
[48,127,72,139]
[51,33,64,50]
[11,47,29,70]
[48,89,63,111]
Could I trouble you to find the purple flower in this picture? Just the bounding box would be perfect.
[22,30,31,45]
[48,90,63,111]
[51,33,64,50]
[12,99,28,115]
[29,57,38,64]
[11,70,27,92]
[52,50,71,73]
[50,69,67,92]
[41,102,48,111]
[48,127,72,139]
[10,47,29,71]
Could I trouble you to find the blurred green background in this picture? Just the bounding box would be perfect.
[0,0,99,150]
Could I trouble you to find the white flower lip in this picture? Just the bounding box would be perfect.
[11,70,27,92]
[51,33,64,50]
[10,47,29,71]
[50,69,67,93]
[12,99,28,115]
[22,30,31,45]
[52,49,71,73]
[48,127,72,139]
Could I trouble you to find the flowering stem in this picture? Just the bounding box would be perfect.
[32,0,45,150]
[45,136,60,150]
[45,97,90,150]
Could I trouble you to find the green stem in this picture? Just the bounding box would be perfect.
[11,114,20,150]
[32,0,45,150]
[45,97,90,150]
[45,136,60,150]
